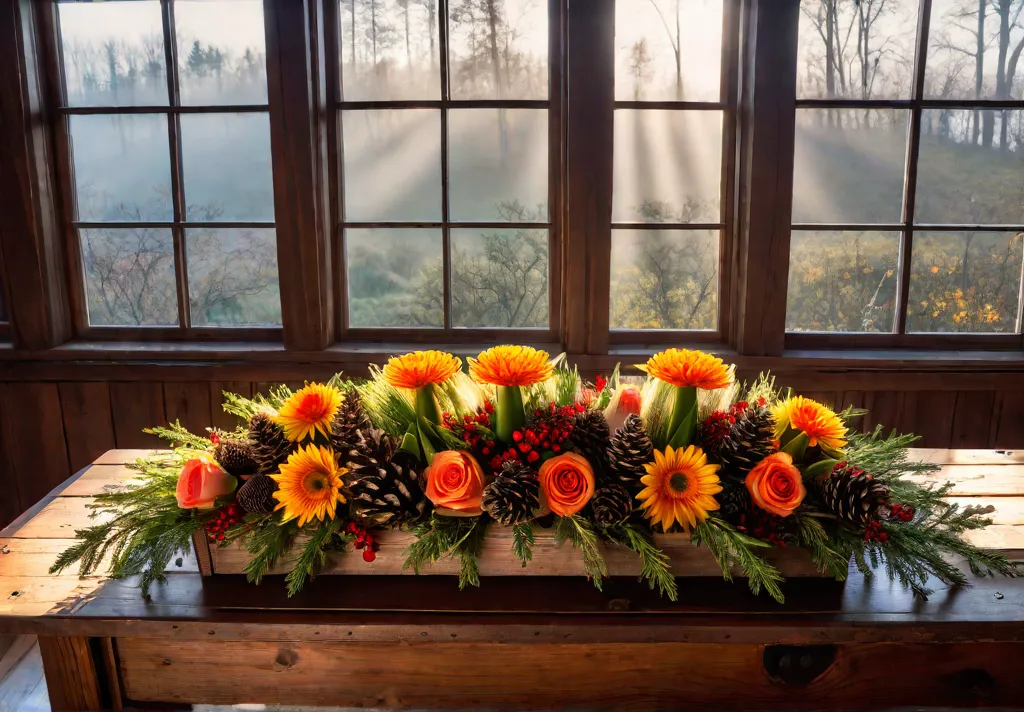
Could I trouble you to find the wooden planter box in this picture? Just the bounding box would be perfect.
[192,528,830,579]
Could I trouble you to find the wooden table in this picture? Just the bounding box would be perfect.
[1,449,1023,711]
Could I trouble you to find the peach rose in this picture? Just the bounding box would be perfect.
[745,452,806,518]
[176,458,237,510]
[425,450,487,516]
[538,453,595,517]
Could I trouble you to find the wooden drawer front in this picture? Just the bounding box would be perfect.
[116,638,1024,709]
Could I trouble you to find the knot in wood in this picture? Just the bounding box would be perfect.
[273,648,298,671]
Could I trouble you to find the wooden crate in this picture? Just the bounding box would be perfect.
[195,528,831,578]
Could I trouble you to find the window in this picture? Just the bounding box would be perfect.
[54,0,282,335]
[608,0,735,340]
[787,0,1024,345]
[330,0,558,337]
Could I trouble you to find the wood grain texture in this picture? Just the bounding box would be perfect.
[162,382,212,436]
[116,638,1024,709]
[108,383,166,449]
[951,390,998,448]
[37,636,102,711]
[901,391,957,447]
[0,384,20,528]
[58,383,116,473]
[208,381,253,431]
[6,383,70,512]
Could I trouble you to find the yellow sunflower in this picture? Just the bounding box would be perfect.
[638,348,732,390]
[637,445,722,532]
[772,396,847,451]
[468,345,554,387]
[271,444,347,527]
[383,350,462,390]
[274,383,343,442]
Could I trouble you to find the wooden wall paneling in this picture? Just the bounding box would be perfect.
[5,383,70,510]
[163,382,213,436]
[950,391,998,449]
[993,392,1024,449]
[108,383,167,449]
[859,391,906,435]
[209,381,254,431]
[901,391,957,448]
[0,384,20,528]
[58,383,115,473]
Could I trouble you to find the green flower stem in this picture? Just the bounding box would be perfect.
[496,385,526,445]
[666,385,698,449]
[414,383,441,424]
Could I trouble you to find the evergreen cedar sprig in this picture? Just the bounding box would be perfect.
[284,519,354,597]
[602,523,679,601]
[511,522,535,568]
[403,515,490,590]
[554,515,608,589]
[146,422,213,451]
[50,451,212,597]
[692,517,787,603]
[795,514,850,580]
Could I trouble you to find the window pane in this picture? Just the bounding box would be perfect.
[451,227,548,327]
[58,1,168,107]
[614,0,723,102]
[346,228,443,327]
[70,114,172,222]
[339,0,441,100]
[186,228,281,326]
[915,109,1024,225]
[796,0,918,99]
[907,231,1023,333]
[448,109,547,221]
[80,228,177,326]
[180,113,274,221]
[793,109,908,224]
[342,110,442,221]
[610,229,718,330]
[926,0,1024,100]
[612,110,722,224]
[175,0,268,105]
[786,230,900,333]
[448,0,547,100]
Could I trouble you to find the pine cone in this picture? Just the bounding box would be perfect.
[607,414,654,494]
[350,450,426,527]
[482,461,539,526]
[820,462,890,528]
[698,401,776,478]
[331,389,371,456]
[718,483,751,526]
[214,438,259,477]
[248,412,294,475]
[237,474,277,514]
[344,428,396,482]
[571,409,611,475]
[591,483,634,526]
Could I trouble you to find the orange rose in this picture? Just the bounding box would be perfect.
[176,458,237,510]
[425,450,487,516]
[538,453,595,517]
[745,452,806,518]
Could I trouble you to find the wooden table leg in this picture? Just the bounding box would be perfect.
[38,636,119,711]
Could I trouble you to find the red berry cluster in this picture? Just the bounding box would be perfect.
[209,431,221,445]
[889,503,915,522]
[205,502,243,542]
[595,375,608,393]
[864,520,889,543]
[736,507,791,548]
[489,403,585,471]
[345,521,381,563]
[442,402,498,459]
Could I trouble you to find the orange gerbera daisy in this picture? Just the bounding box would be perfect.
[468,345,554,387]
[274,383,343,442]
[383,350,462,390]
[637,445,722,532]
[638,348,732,390]
[271,444,346,527]
[772,396,847,451]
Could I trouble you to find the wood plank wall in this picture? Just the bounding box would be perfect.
[0,377,1021,529]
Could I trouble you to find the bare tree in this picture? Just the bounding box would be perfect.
[628,39,654,100]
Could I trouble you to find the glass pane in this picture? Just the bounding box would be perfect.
[448,0,547,99]
[186,228,281,325]
[339,0,441,100]
[180,113,274,221]
[796,0,918,99]
[916,109,1024,225]
[175,0,268,105]
[346,228,443,327]
[342,109,442,221]
[80,227,177,326]
[448,109,547,221]
[58,1,168,107]
[786,230,900,333]
[907,231,1023,333]
[609,229,719,330]
[612,110,722,224]
[70,114,172,222]
[451,227,548,327]
[614,0,723,102]
[926,0,1024,100]
[792,108,908,224]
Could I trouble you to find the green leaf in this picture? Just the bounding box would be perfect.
[781,432,809,460]
[802,458,838,480]
[512,522,535,568]
[414,383,441,425]
[666,386,698,449]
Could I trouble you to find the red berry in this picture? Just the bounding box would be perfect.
[362,548,377,563]
[527,451,540,463]
[210,432,221,445]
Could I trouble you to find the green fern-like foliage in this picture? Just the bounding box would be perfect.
[554,515,607,590]
[692,517,786,603]
[404,515,489,589]
[602,523,678,601]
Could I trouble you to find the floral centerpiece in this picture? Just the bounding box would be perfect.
[53,347,1018,602]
